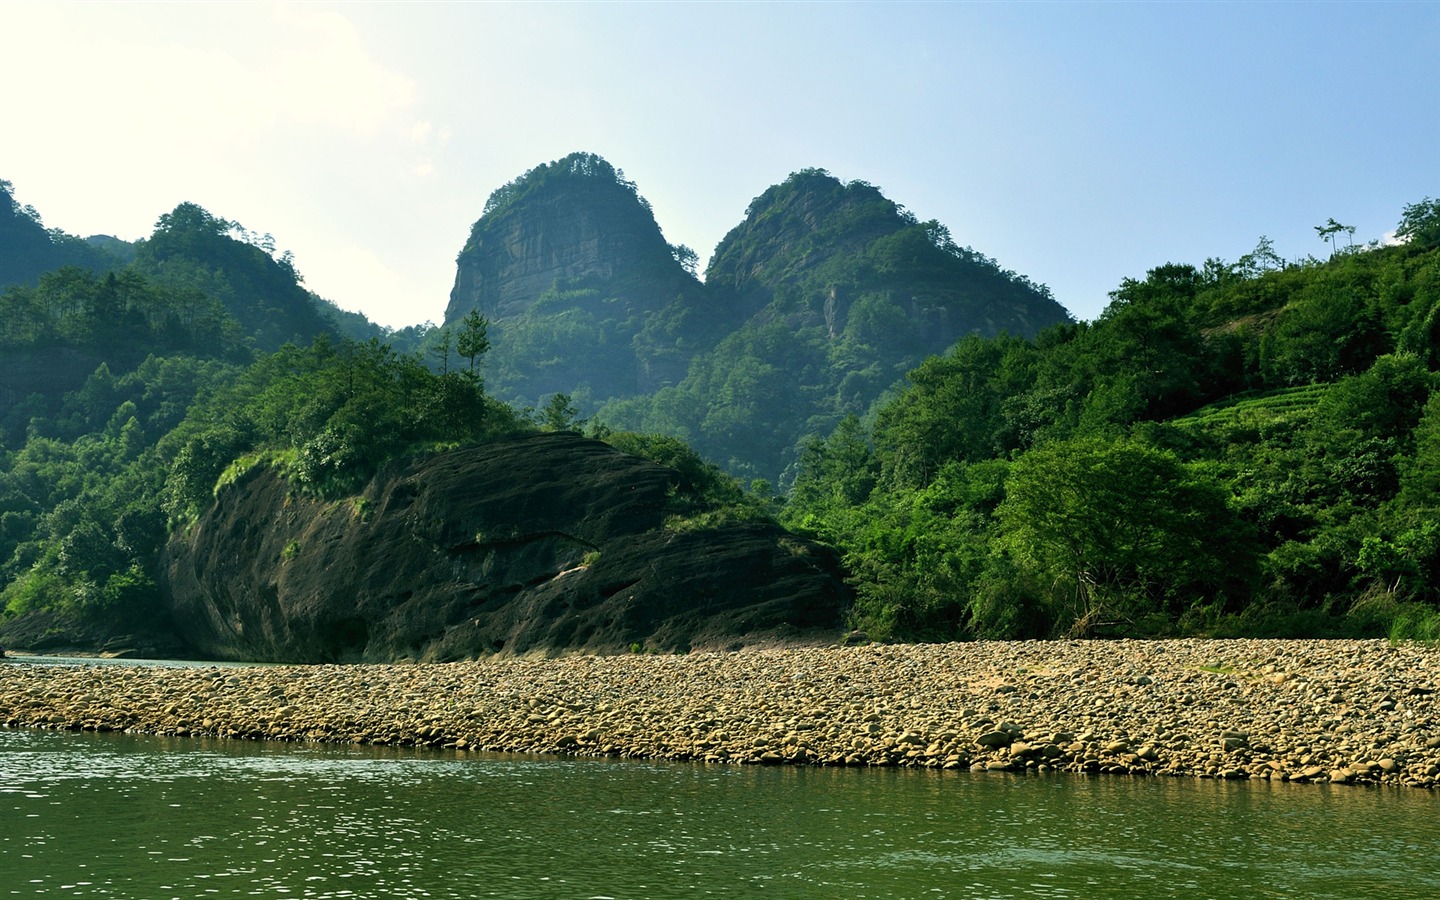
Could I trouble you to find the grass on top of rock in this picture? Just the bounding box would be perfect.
[602,430,777,531]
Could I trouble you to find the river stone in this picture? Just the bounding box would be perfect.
[977,730,1013,748]
[2,637,1437,793]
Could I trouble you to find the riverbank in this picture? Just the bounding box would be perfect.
[2,639,1437,788]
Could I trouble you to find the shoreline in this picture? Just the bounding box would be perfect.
[3,639,1437,789]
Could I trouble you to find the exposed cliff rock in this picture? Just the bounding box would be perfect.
[161,432,848,663]
[444,157,696,325]
[444,153,703,402]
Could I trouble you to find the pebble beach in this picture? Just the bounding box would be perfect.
[3,639,1437,788]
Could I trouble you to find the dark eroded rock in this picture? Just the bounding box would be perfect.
[161,432,848,662]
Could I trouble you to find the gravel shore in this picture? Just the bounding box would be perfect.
[3,639,1437,788]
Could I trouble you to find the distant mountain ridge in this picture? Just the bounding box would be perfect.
[443,152,1072,480]
[1,179,125,287]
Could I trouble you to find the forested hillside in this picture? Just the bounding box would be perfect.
[599,170,1070,481]
[0,180,123,288]
[0,193,488,647]
[783,199,1440,642]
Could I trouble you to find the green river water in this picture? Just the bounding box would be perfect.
[2,724,1437,899]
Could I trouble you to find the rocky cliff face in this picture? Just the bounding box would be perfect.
[161,432,848,662]
[442,153,704,404]
[444,155,697,325]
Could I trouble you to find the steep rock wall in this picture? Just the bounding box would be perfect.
[444,177,695,325]
[161,433,848,662]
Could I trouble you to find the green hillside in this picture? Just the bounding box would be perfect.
[782,198,1440,642]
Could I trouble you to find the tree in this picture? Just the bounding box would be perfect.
[430,327,453,375]
[671,243,699,276]
[1314,218,1355,258]
[788,414,877,516]
[1396,197,1440,250]
[456,309,490,379]
[1237,236,1285,278]
[539,392,582,432]
[1401,390,1440,506]
[998,436,1255,635]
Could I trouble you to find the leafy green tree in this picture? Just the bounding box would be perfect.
[1085,264,1211,421]
[1236,236,1286,278]
[430,327,453,374]
[998,436,1256,635]
[540,392,582,431]
[670,244,699,276]
[1396,197,1440,250]
[1315,218,1355,257]
[456,309,490,379]
[1400,390,1440,506]
[1311,353,1434,447]
[787,414,878,521]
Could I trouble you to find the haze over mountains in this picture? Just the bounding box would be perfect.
[441,153,1071,479]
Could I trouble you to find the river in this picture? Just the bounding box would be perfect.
[2,725,1436,898]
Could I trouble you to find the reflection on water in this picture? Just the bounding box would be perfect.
[2,654,270,669]
[2,727,1436,898]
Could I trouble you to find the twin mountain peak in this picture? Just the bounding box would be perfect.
[443,152,1070,480]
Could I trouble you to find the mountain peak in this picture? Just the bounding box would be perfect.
[444,152,694,325]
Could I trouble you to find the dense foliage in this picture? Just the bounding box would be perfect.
[0,194,526,632]
[783,205,1440,642]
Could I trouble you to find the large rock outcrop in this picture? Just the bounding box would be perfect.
[161,432,848,663]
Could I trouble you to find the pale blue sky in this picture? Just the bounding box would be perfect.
[2,1,1435,328]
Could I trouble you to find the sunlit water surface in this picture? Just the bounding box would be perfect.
[2,714,1437,898]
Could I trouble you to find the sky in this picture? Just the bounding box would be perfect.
[2,1,1436,329]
